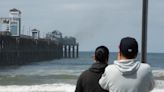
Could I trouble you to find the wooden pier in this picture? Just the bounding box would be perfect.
[0,35,79,66]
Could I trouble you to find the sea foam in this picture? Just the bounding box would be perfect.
[0,82,163,92]
[0,83,75,92]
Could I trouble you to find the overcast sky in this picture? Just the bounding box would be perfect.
[0,0,164,52]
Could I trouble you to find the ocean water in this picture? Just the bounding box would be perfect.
[0,52,163,92]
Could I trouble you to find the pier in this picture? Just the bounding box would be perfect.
[63,37,79,58]
[0,36,62,65]
[0,8,79,66]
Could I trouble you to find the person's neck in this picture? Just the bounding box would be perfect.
[118,56,130,62]
[118,57,136,63]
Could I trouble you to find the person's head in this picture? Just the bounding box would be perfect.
[119,37,138,59]
[94,46,109,63]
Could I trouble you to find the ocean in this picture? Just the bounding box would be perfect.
[0,52,163,92]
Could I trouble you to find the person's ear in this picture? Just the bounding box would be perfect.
[117,46,121,60]
[92,55,96,62]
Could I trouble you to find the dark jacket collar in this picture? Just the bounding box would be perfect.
[89,63,108,73]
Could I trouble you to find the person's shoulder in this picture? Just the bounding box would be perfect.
[102,64,120,80]
[140,63,152,72]
[80,69,90,76]
[140,63,151,69]
[76,70,89,82]
[104,64,117,72]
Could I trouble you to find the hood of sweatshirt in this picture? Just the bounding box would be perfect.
[114,59,141,75]
[89,63,108,73]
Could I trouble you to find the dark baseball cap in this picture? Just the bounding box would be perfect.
[119,37,138,59]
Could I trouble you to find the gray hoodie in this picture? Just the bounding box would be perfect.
[99,59,154,92]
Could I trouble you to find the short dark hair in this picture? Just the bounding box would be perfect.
[95,46,109,63]
[119,37,138,59]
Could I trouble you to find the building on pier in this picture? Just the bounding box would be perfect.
[46,31,79,58]
[32,29,40,39]
[0,8,21,36]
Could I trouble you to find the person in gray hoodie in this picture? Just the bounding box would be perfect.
[99,37,154,92]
